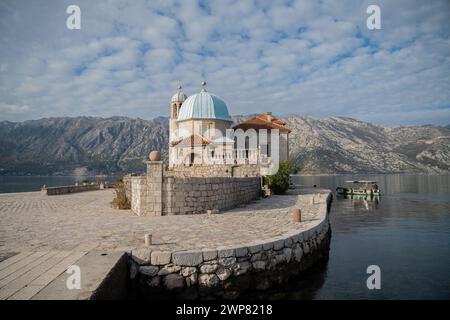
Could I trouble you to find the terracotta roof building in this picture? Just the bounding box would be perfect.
[233,112,291,133]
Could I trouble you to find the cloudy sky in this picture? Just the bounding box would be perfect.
[0,0,449,125]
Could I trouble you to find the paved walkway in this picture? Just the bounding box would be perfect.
[0,188,326,299]
[0,190,324,255]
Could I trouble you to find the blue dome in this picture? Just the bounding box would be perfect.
[177,90,232,122]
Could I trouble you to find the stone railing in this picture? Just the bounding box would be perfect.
[129,190,332,299]
[42,183,106,196]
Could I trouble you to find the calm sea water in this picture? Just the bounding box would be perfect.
[285,174,450,300]
[0,176,119,193]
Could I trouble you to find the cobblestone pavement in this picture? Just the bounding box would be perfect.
[0,189,325,255]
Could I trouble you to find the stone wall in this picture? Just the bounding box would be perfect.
[127,162,261,216]
[231,164,260,177]
[170,164,260,178]
[130,191,332,299]
[130,176,147,216]
[162,177,261,215]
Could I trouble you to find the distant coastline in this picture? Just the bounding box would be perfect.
[0,175,119,194]
[1,115,449,176]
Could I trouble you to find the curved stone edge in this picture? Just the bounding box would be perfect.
[129,190,332,294]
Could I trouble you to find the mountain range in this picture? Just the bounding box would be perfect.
[0,115,449,175]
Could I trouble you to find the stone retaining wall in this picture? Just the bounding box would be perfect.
[129,191,332,299]
[162,177,261,215]
[125,162,261,216]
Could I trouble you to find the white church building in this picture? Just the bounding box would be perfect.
[168,81,290,170]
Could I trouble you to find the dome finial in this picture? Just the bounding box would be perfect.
[201,80,207,92]
[171,81,187,103]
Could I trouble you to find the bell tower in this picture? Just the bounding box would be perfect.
[171,85,183,119]
[169,83,187,167]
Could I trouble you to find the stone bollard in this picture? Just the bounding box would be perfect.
[144,234,152,246]
[292,208,302,222]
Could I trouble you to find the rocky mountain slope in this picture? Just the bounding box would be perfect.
[0,117,168,175]
[0,115,448,175]
[287,116,450,174]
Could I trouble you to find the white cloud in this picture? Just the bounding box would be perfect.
[0,0,449,125]
[0,102,30,114]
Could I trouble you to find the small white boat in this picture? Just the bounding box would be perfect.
[336,180,381,196]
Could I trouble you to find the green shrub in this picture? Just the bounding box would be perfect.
[266,161,294,195]
[292,163,302,174]
[111,179,130,209]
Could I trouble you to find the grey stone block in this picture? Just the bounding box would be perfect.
[252,260,267,271]
[131,247,152,265]
[158,264,181,276]
[172,250,203,266]
[198,274,219,288]
[234,261,252,276]
[235,247,249,257]
[163,273,185,290]
[294,246,303,262]
[247,243,263,254]
[284,237,293,247]
[283,248,292,263]
[180,267,197,277]
[218,257,237,268]
[199,263,218,274]
[139,265,159,277]
[151,251,172,265]
[273,239,285,250]
[262,241,274,250]
[217,247,235,258]
[216,266,231,281]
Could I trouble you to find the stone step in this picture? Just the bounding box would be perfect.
[0,250,129,300]
[31,251,128,300]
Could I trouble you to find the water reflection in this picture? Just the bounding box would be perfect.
[338,194,380,210]
[257,258,330,300]
[288,174,450,299]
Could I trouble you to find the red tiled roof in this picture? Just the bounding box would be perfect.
[258,114,286,125]
[233,114,291,133]
[172,133,211,147]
